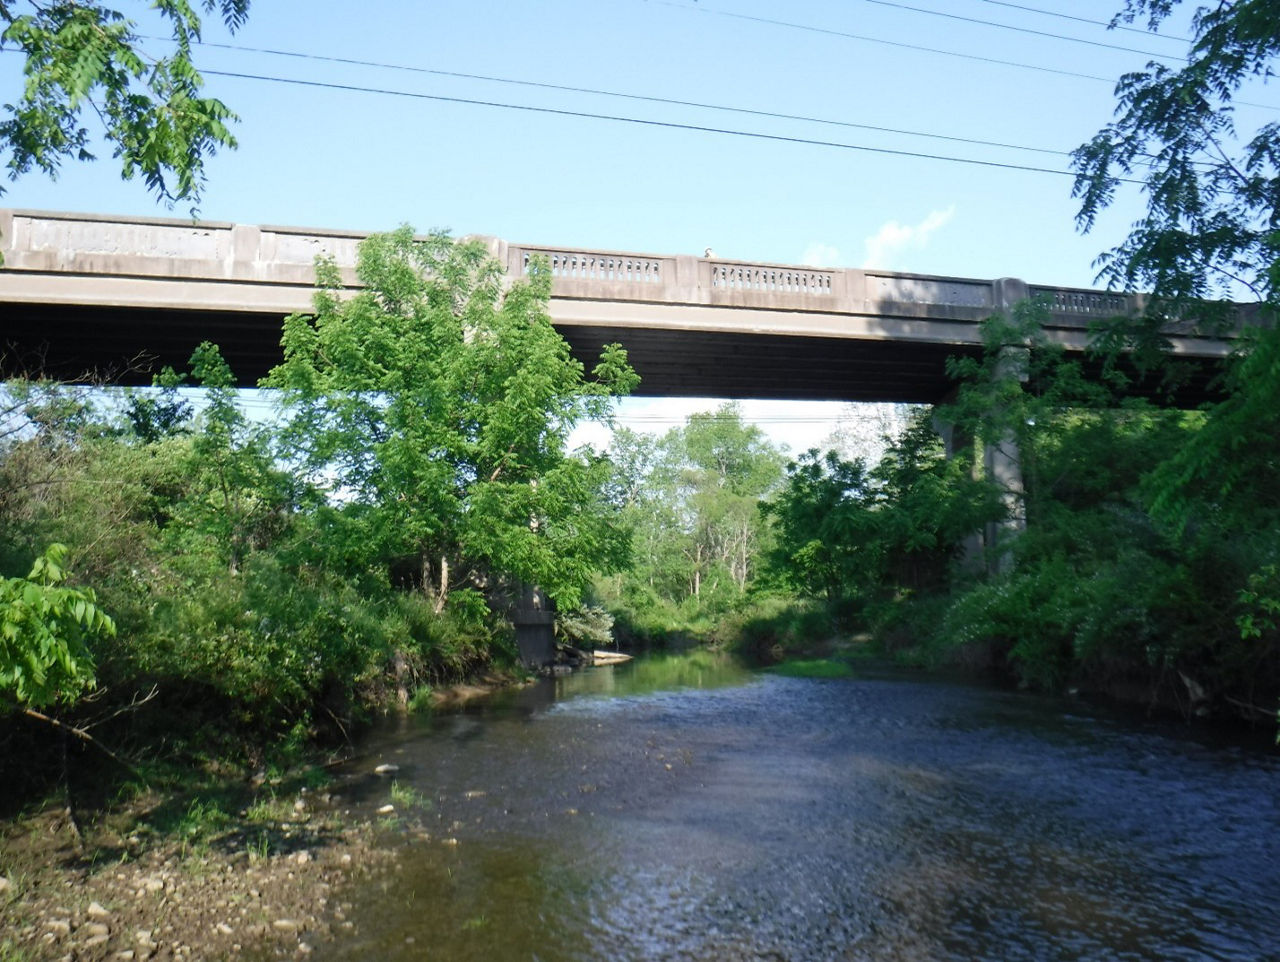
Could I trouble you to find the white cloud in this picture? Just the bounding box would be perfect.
[800,242,842,268]
[862,205,956,270]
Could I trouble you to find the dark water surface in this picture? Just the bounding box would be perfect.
[321,652,1280,961]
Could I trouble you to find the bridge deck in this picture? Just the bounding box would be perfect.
[0,209,1244,403]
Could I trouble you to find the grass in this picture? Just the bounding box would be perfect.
[768,658,857,679]
[243,794,294,825]
[246,831,271,863]
[389,781,430,810]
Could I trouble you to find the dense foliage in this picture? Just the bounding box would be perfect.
[596,405,786,644]
[1,0,250,205]
[0,231,635,792]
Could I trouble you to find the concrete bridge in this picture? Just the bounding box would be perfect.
[0,209,1244,404]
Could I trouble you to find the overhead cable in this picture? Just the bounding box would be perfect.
[971,0,1190,42]
[863,0,1180,60]
[654,2,1277,112]
[183,38,1070,159]
[649,1,1121,86]
[203,68,1144,182]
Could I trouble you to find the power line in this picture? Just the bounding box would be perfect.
[655,2,1278,113]
[863,0,1180,61]
[204,68,1141,183]
[971,0,1190,43]
[177,39,1225,174]
[181,38,1071,160]
[650,1,1122,86]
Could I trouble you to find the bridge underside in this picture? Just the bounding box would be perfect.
[3,301,1226,406]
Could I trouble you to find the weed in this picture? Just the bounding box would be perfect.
[389,781,430,810]
[407,686,435,713]
[247,831,271,863]
[176,798,231,854]
[244,795,292,825]
[769,658,856,680]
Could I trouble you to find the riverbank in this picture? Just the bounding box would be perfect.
[0,670,538,962]
[0,776,412,961]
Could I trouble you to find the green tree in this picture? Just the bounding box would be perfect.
[681,406,786,596]
[1074,2,1280,720]
[265,227,637,614]
[765,410,1000,607]
[1072,0,1279,344]
[603,405,785,626]
[0,543,114,711]
[1,0,249,205]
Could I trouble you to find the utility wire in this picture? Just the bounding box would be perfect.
[972,0,1190,43]
[203,67,1141,182]
[863,0,1179,60]
[650,1,1121,86]
[656,2,1278,112]
[178,39,1222,173]
[183,38,1071,160]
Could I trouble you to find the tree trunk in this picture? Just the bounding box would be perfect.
[420,552,450,614]
[434,554,449,615]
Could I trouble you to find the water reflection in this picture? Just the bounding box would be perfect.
[317,652,1280,962]
[552,648,755,701]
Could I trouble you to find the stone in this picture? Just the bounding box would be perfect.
[216,923,234,936]
[272,919,299,933]
[376,804,395,815]
[373,764,399,775]
[84,933,111,948]
[84,922,111,938]
[47,919,72,938]
[0,876,10,894]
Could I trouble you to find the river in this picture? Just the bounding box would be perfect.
[319,651,1280,961]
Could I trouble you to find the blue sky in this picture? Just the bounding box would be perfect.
[3,0,1274,453]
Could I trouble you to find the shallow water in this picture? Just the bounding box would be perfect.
[321,652,1280,961]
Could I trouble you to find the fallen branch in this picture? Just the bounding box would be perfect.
[22,707,143,781]
[83,685,159,730]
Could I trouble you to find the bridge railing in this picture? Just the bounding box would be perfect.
[3,209,1252,342]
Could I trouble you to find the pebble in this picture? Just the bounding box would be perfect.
[0,876,10,895]
[292,851,311,865]
[298,943,313,955]
[272,919,300,932]
[84,933,111,948]
[216,922,234,936]
[116,952,136,960]
[377,804,395,815]
[84,922,111,938]
[373,764,399,774]
[144,878,165,893]
[47,919,72,937]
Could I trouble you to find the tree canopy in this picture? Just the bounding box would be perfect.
[1,0,249,206]
[265,227,638,614]
[1073,0,1280,317]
